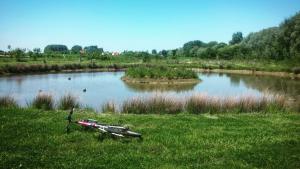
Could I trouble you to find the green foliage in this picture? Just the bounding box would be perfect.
[10,48,25,62]
[229,32,243,45]
[71,45,82,54]
[183,40,206,56]
[151,49,157,55]
[44,45,69,54]
[279,12,300,60]
[84,46,103,54]
[125,66,198,79]
[160,50,168,57]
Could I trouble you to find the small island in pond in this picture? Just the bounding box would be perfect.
[121,66,200,84]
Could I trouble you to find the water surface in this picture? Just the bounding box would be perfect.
[0,72,299,110]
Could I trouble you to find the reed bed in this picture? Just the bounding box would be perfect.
[0,95,18,108]
[0,93,286,114]
[58,94,80,110]
[101,101,117,113]
[122,94,183,114]
[121,93,286,114]
[31,93,54,110]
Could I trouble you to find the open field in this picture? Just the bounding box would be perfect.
[0,108,299,169]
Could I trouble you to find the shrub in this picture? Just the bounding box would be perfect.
[0,96,18,108]
[58,94,80,110]
[31,94,54,110]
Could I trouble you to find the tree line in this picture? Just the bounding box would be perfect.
[3,11,300,62]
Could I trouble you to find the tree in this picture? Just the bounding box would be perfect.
[278,12,300,60]
[33,48,41,53]
[160,50,168,57]
[151,49,157,55]
[229,32,243,45]
[44,45,69,54]
[183,40,206,56]
[71,45,82,54]
[84,46,103,54]
[11,48,25,61]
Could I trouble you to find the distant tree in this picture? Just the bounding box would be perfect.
[207,41,218,48]
[160,50,168,57]
[71,45,82,54]
[175,48,184,57]
[183,40,206,56]
[44,45,69,54]
[11,48,25,61]
[229,32,243,45]
[241,27,280,59]
[84,46,103,54]
[151,49,157,55]
[7,45,11,51]
[278,12,300,60]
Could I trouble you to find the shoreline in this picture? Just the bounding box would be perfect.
[0,66,299,79]
[193,68,300,79]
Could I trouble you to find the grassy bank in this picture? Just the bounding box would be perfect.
[0,93,288,114]
[0,57,299,75]
[0,108,299,168]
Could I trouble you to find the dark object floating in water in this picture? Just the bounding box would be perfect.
[68,77,71,80]
[83,89,87,92]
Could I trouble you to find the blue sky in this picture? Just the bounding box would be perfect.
[0,0,300,52]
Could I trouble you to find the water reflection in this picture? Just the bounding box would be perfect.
[123,81,198,92]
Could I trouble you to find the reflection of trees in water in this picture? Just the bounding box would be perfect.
[123,82,198,92]
[224,73,300,110]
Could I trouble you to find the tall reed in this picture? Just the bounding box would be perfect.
[122,94,184,114]
[0,95,18,108]
[58,94,80,110]
[31,93,54,110]
[122,93,286,114]
[101,101,118,113]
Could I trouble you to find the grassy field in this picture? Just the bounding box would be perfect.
[1,108,299,169]
[0,56,299,74]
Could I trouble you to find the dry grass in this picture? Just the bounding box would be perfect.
[101,101,117,113]
[0,95,18,108]
[31,93,54,110]
[122,93,286,114]
[58,94,80,110]
[122,94,184,114]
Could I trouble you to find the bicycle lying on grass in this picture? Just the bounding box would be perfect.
[65,107,142,141]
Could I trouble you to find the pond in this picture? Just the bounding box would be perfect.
[0,71,299,110]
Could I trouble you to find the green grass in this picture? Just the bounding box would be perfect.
[125,66,198,79]
[1,108,299,169]
[0,56,298,75]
